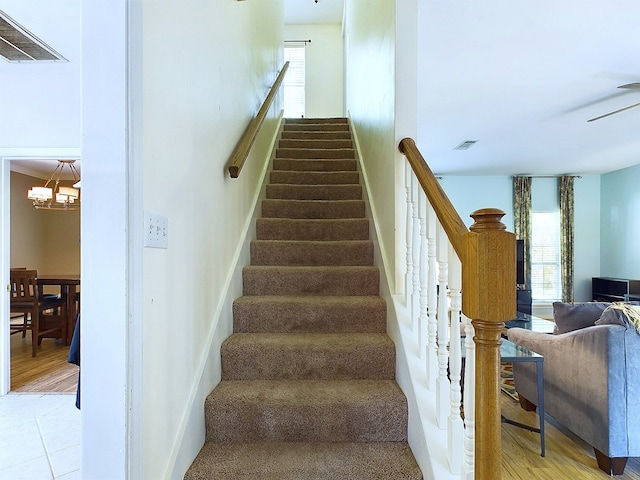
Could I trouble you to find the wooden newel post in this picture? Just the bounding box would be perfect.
[462,208,516,480]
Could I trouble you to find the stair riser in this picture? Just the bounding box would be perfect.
[271,171,360,185]
[205,382,408,443]
[262,200,365,219]
[221,334,395,380]
[256,219,369,241]
[251,241,373,266]
[232,296,387,333]
[242,267,379,296]
[272,159,357,172]
[266,184,362,200]
[277,148,355,159]
[284,123,350,132]
[279,139,353,149]
[185,442,423,480]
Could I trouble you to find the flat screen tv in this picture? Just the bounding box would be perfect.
[516,239,525,287]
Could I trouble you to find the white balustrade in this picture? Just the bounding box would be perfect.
[402,170,474,477]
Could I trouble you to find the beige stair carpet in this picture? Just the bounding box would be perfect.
[185,117,422,480]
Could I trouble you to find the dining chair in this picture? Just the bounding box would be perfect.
[9,269,68,357]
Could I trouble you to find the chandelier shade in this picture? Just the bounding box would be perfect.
[27,160,81,210]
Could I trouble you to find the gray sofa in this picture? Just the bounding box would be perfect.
[507,302,640,475]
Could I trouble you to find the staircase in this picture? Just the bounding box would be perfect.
[185,118,422,479]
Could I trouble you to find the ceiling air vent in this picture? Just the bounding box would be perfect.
[0,10,66,62]
[454,140,478,150]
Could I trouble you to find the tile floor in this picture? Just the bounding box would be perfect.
[0,393,80,479]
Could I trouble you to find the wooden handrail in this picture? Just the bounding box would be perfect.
[399,137,516,480]
[398,137,469,258]
[227,61,289,178]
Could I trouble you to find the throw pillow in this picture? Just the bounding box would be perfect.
[553,301,610,334]
[596,303,640,334]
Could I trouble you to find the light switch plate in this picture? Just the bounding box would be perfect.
[144,211,168,248]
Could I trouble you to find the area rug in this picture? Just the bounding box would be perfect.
[500,362,518,401]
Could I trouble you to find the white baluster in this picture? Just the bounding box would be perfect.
[418,190,428,359]
[426,204,438,390]
[436,222,450,428]
[405,164,413,313]
[462,314,476,480]
[411,176,421,333]
[447,248,463,474]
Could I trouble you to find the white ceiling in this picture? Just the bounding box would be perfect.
[10,158,80,181]
[417,1,640,176]
[284,0,344,25]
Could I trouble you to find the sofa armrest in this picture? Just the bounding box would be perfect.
[507,325,634,457]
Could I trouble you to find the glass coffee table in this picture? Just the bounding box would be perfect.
[504,311,555,334]
[499,338,545,457]
[461,337,545,456]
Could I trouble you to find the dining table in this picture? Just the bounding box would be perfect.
[37,274,80,345]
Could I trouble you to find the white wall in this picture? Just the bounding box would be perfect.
[82,1,284,478]
[139,1,284,479]
[344,0,398,290]
[284,24,343,117]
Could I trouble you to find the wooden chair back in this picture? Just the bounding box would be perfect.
[10,269,39,304]
[9,269,67,357]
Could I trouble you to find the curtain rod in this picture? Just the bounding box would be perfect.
[285,39,311,44]
[511,175,582,179]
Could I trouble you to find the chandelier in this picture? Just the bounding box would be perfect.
[27,160,81,210]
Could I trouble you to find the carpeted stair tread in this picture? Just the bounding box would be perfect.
[262,199,365,219]
[186,116,422,479]
[251,240,373,266]
[266,183,362,200]
[272,158,357,172]
[232,295,386,333]
[281,130,352,140]
[221,332,395,380]
[276,148,355,159]
[204,379,408,443]
[256,218,369,241]
[184,442,422,480]
[271,170,360,185]
[242,265,379,296]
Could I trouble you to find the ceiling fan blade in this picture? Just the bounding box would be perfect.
[587,100,640,122]
[619,82,640,90]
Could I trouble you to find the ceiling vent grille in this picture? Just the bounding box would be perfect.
[0,10,66,62]
[454,140,478,150]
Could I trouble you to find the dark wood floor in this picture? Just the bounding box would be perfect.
[9,331,77,393]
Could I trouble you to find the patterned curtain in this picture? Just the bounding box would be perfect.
[559,176,575,302]
[513,176,532,288]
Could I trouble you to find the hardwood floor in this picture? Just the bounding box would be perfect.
[501,393,640,479]
[9,331,78,393]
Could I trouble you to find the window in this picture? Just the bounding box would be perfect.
[283,45,305,118]
[530,211,561,301]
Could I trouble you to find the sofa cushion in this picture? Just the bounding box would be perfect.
[553,301,610,334]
